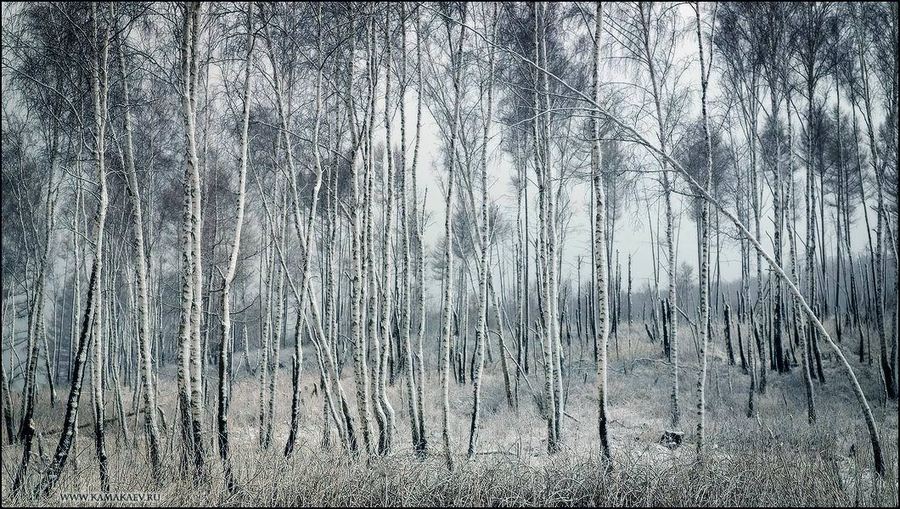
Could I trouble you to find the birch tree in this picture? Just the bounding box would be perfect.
[438,2,466,471]
[33,2,111,496]
[8,12,65,495]
[692,0,714,459]
[396,1,423,457]
[113,8,161,481]
[347,6,375,456]
[467,1,499,461]
[215,2,254,490]
[441,5,886,476]
[591,0,612,464]
[609,1,688,430]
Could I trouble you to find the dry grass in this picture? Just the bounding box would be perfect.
[2,324,898,506]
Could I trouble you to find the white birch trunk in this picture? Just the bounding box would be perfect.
[591,1,611,463]
[467,3,498,460]
[113,15,161,480]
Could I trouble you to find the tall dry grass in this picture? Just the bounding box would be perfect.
[2,323,897,506]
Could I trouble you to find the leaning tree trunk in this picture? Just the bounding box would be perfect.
[320,73,354,455]
[12,52,63,498]
[11,113,59,497]
[604,91,886,477]
[263,208,287,450]
[114,14,162,482]
[33,4,110,496]
[259,174,354,458]
[468,25,887,475]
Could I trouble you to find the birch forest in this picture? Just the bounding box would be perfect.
[1,2,898,506]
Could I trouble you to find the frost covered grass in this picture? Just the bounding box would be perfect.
[2,324,897,506]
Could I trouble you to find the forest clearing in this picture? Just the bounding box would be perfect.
[1,1,898,507]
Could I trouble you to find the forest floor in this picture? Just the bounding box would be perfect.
[2,324,898,506]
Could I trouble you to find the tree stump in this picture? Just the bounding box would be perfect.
[660,430,684,449]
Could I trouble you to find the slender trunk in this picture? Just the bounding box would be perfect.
[855,5,896,398]
[693,3,712,458]
[348,10,374,456]
[185,4,206,480]
[533,2,558,453]
[769,81,785,374]
[397,2,423,457]
[439,10,465,471]
[12,50,64,501]
[215,5,253,489]
[264,209,287,449]
[412,5,428,455]
[786,87,817,423]
[467,3,498,460]
[114,15,161,481]
[33,5,110,496]
[377,8,396,454]
[591,0,611,463]
[257,243,273,447]
[638,2,680,430]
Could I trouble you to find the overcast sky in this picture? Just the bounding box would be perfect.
[406,2,879,308]
[1,2,881,308]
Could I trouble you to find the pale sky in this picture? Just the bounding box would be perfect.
[1,2,882,308]
[405,2,880,308]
